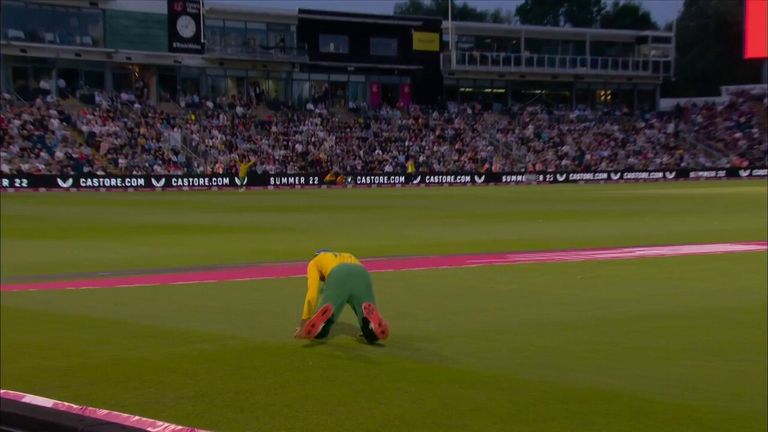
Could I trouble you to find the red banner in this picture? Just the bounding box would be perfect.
[399,83,412,106]
[745,0,768,59]
[370,82,381,108]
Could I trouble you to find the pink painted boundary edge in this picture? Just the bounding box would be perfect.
[2,242,765,292]
[0,389,208,431]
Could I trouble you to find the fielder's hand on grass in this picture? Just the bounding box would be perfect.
[294,319,308,339]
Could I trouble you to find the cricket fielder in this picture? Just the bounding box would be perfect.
[238,158,254,191]
[295,250,389,343]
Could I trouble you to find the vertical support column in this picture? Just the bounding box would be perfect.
[671,19,677,79]
[176,66,182,103]
[147,66,158,106]
[51,67,58,98]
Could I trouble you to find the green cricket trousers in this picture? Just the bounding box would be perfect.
[315,263,377,339]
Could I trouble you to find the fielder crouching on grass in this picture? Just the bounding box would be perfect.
[295,250,389,343]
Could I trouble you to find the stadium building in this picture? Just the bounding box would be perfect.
[0,0,674,110]
[442,21,674,110]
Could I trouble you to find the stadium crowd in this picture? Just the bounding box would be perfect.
[1,91,766,177]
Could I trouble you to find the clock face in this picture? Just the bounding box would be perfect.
[176,15,196,39]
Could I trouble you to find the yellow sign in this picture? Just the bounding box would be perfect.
[412,31,439,52]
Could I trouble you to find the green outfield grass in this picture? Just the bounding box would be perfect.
[1,180,766,280]
[1,254,766,431]
[1,180,767,431]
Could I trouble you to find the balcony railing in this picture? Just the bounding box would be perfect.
[443,51,672,77]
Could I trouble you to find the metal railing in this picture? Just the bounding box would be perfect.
[443,51,672,77]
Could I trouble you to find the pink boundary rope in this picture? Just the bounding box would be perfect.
[1,389,208,431]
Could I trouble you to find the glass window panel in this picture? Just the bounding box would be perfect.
[267,25,292,52]
[329,81,346,108]
[224,20,246,54]
[378,75,400,84]
[319,34,348,54]
[247,77,264,103]
[370,37,397,56]
[225,76,246,97]
[292,80,309,106]
[310,80,329,104]
[81,8,103,47]
[246,24,267,53]
[456,35,475,50]
[209,76,226,98]
[348,82,364,104]
[24,4,52,44]
[56,9,78,46]
[180,67,202,78]
[267,23,290,32]
[205,20,224,53]
[181,76,200,95]
[265,78,286,102]
[2,1,27,41]
[16,3,110,48]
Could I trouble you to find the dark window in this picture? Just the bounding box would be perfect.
[319,34,349,54]
[83,70,104,90]
[0,1,103,47]
[370,37,397,56]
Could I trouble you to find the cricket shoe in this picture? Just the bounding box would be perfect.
[361,302,389,343]
[298,304,334,339]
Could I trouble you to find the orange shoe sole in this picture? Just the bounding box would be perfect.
[298,304,334,339]
[362,302,389,341]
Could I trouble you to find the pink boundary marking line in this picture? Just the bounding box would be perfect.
[0,389,208,432]
[2,242,765,292]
